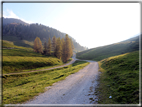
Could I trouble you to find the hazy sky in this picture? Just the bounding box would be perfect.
[3,2,140,49]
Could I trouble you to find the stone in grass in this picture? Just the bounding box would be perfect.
[109,96,112,98]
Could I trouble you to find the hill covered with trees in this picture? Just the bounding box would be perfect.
[2,17,29,25]
[2,17,86,52]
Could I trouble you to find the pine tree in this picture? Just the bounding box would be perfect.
[62,38,66,62]
[61,38,64,48]
[61,38,65,60]
[47,37,52,55]
[55,37,62,59]
[52,36,56,55]
[43,41,48,55]
[62,34,73,63]
[34,37,43,53]
[70,38,74,50]
[69,38,74,57]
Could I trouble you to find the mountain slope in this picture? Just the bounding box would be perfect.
[2,17,29,25]
[76,35,140,61]
[2,18,86,52]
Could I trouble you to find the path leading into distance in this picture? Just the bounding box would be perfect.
[23,54,100,104]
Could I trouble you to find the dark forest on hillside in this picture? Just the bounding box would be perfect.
[2,17,86,52]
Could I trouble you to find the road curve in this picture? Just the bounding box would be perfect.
[23,59,99,104]
[2,53,77,76]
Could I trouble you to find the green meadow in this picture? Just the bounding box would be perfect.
[2,40,63,74]
[2,40,33,51]
[2,60,89,104]
[96,51,139,104]
[76,36,139,61]
[2,40,90,104]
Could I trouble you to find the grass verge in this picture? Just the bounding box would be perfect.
[2,60,89,104]
[95,51,139,104]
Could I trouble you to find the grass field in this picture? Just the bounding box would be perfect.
[2,40,64,74]
[3,36,34,48]
[76,36,139,61]
[2,40,33,51]
[2,60,89,104]
[95,51,139,104]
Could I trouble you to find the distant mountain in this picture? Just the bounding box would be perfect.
[2,18,86,52]
[2,17,29,25]
[76,35,140,61]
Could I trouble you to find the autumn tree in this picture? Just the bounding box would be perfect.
[47,37,52,55]
[52,36,56,55]
[70,38,74,50]
[61,38,64,48]
[55,37,62,59]
[34,37,43,53]
[69,38,74,57]
[62,34,73,62]
[61,38,65,60]
[43,41,48,55]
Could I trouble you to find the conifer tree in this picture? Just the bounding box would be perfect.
[62,38,66,62]
[55,37,62,59]
[43,41,48,55]
[61,38,65,60]
[52,36,56,55]
[47,37,52,55]
[70,38,74,50]
[61,38,64,48]
[69,38,74,57]
[34,37,43,53]
[62,34,73,62]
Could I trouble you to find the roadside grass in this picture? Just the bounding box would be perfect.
[3,56,63,74]
[21,58,72,72]
[2,60,89,104]
[95,51,139,104]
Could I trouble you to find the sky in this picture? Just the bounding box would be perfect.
[2,2,140,49]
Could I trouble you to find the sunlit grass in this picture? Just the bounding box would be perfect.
[76,36,139,61]
[2,45,64,74]
[96,51,139,104]
[3,56,62,74]
[2,40,33,51]
[2,60,89,104]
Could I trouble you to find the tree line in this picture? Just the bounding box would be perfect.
[3,23,87,51]
[34,34,74,63]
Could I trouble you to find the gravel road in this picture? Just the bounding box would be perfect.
[24,59,99,104]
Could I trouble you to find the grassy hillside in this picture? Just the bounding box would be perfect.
[96,51,139,104]
[2,60,89,104]
[2,40,33,50]
[2,40,63,74]
[76,36,139,61]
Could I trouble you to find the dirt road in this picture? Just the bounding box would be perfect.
[24,60,99,104]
